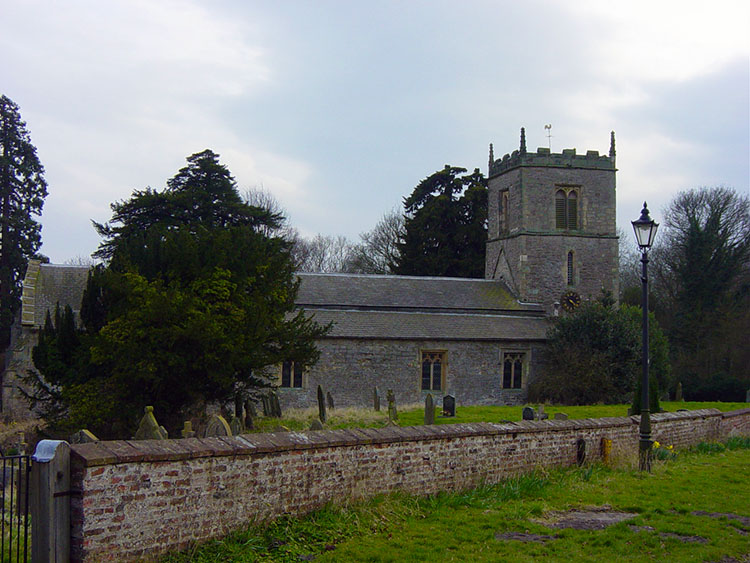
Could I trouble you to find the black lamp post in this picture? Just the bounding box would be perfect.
[632,202,659,471]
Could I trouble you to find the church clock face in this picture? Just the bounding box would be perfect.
[561,290,581,312]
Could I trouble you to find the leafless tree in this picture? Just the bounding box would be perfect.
[295,234,357,273]
[349,207,404,274]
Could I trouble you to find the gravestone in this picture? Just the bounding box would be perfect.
[181,421,196,438]
[234,396,244,420]
[204,414,232,437]
[746,388,750,403]
[522,406,535,421]
[134,406,168,440]
[373,387,380,411]
[244,399,255,430]
[246,400,257,419]
[261,395,271,417]
[229,415,244,436]
[424,394,435,425]
[387,389,398,421]
[627,407,634,416]
[576,438,586,466]
[317,385,327,423]
[309,420,324,431]
[537,405,548,420]
[442,394,456,417]
[270,392,282,418]
[675,382,683,402]
[553,412,569,421]
[70,429,99,444]
[327,391,335,410]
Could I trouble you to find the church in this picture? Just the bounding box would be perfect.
[1,130,618,416]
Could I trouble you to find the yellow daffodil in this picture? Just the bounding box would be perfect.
[653,441,660,448]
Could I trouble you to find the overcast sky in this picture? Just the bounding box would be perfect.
[2,0,748,263]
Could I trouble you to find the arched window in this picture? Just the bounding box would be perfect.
[555,189,578,230]
[502,352,525,389]
[280,361,304,388]
[567,251,574,285]
[421,351,444,391]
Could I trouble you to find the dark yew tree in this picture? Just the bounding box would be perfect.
[651,187,749,401]
[395,165,487,278]
[93,149,281,261]
[0,95,48,346]
[30,150,329,437]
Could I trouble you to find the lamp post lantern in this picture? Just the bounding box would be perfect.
[632,202,659,471]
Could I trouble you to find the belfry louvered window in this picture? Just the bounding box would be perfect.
[555,189,578,230]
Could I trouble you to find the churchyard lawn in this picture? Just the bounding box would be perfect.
[251,401,747,433]
[162,438,750,562]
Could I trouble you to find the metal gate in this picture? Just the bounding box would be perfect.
[1,454,30,563]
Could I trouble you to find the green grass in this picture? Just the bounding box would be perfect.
[162,440,750,562]
[250,401,747,432]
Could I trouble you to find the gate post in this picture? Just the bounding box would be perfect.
[30,440,70,563]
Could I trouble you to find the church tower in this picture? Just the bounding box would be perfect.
[485,129,619,313]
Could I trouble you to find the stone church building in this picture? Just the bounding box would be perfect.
[1,130,618,417]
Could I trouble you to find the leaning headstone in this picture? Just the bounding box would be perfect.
[373,387,380,411]
[442,394,456,417]
[261,395,271,417]
[244,399,256,430]
[234,395,244,420]
[309,420,324,431]
[522,406,535,421]
[675,381,683,402]
[204,414,232,438]
[229,415,244,436]
[270,392,282,418]
[553,412,568,421]
[134,406,168,440]
[181,421,196,438]
[387,389,398,421]
[576,438,586,466]
[424,394,435,425]
[246,400,257,419]
[317,385,327,423]
[70,429,99,444]
[326,391,335,410]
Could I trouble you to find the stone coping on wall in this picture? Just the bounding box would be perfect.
[69,408,734,468]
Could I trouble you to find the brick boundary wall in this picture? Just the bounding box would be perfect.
[68,408,750,562]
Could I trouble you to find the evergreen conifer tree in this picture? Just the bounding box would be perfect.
[0,95,48,346]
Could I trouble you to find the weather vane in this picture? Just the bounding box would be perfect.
[544,124,552,150]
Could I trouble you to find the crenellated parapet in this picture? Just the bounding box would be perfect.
[489,129,616,178]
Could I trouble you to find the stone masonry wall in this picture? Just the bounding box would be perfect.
[68,408,750,562]
[486,161,618,312]
[277,339,546,410]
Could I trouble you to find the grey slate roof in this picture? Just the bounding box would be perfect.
[23,263,90,327]
[297,273,547,341]
[296,273,542,314]
[21,265,548,341]
[308,309,548,341]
